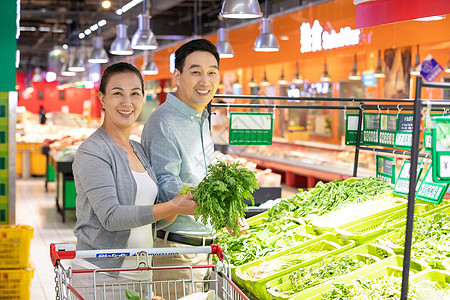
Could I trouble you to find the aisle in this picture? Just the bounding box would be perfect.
[15,178,76,300]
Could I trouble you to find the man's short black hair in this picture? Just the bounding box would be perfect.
[174,39,220,73]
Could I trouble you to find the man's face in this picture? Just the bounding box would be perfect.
[173,51,219,113]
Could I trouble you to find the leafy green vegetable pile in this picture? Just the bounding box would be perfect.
[217,177,392,266]
[380,211,450,263]
[218,218,304,266]
[278,256,376,296]
[268,177,392,221]
[181,161,258,235]
[125,289,145,300]
[321,275,450,300]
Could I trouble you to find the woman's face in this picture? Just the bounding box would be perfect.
[99,72,143,130]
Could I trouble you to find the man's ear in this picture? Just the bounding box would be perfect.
[173,69,181,86]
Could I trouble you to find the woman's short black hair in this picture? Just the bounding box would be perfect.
[174,39,220,73]
[99,62,144,94]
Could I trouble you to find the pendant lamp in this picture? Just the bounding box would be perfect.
[215,27,234,58]
[410,45,421,76]
[348,53,361,80]
[248,70,258,87]
[142,51,158,75]
[88,36,109,63]
[260,71,270,86]
[220,0,262,19]
[278,69,288,85]
[374,50,385,78]
[131,0,158,50]
[110,0,133,55]
[320,59,331,82]
[69,47,86,72]
[292,62,303,84]
[254,0,279,52]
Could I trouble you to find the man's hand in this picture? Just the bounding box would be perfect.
[226,218,249,236]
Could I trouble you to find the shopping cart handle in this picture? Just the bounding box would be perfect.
[210,244,225,261]
[50,243,76,267]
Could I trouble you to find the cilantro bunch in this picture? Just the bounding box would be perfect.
[184,161,258,235]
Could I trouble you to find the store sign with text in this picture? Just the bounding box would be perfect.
[300,20,361,53]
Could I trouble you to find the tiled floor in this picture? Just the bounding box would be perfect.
[15,178,77,299]
[15,177,298,299]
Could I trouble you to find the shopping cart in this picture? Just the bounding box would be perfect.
[50,243,250,300]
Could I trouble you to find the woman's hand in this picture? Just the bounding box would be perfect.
[169,194,197,215]
[226,218,249,236]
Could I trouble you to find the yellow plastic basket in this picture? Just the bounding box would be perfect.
[0,265,34,299]
[0,225,33,268]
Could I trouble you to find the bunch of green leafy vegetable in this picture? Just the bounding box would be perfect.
[279,256,375,295]
[181,161,258,235]
[320,275,450,300]
[125,289,145,300]
[268,177,392,221]
[216,218,305,266]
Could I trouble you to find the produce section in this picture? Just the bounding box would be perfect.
[215,176,450,299]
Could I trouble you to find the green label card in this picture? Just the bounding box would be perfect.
[345,114,363,145]
[393,160,424,196]
[394,114,413,149]
[432,117,450,183]
[363,113,380,145]
[416,166,448,204]
[378,114,397,147]
[229,112,273,145]
[376,155,395,184]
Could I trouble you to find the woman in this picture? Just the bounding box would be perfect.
[72,62,197,298]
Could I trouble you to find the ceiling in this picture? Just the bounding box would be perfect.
[18,0,321,73]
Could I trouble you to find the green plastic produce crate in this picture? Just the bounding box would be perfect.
[335,202,437,245]
[289,255,429,300]
[266,243,396,300]
[411,269,450,294]
[235,233,355,300]
[246,210,269,225]
[312,197,407,234]
[230,225,318,289]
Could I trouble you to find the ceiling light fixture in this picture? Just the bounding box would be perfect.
[68,48,86,72]
[374,49,385,78]
[348,53,361,80]
[102,0,111,9]
[215,26,234,58]
[254,0,279,52]
[260,71,270,86]
[320,58,331,82]
[410,44,421,76]
[131,0,158,50]
[110,0,133,55]
[278,68,288,85]
[248,70,258,87]
[220,0,262,19]
[88,36,109,64]
[414,15,445,21]
[292,61,303,84]
[142,50,158,75]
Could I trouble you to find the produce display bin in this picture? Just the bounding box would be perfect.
[289,255,429,300]
[235,233,355,300]
[0,225,33,268]
[311,197,407,234]
[411,269,450,291]
[266,243,396,300]
[335,202,437,245]
[0,265,34,299]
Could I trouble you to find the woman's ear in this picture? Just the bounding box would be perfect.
[98,92,105,110]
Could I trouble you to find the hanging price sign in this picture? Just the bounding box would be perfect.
[378,114,397,147]
[393,160,424,196]
[363,113,380,145]
[424,114,450,151]
[394,114,413,149]
[432,117,450,183]
[345,114,363,145]
[229,112,273,145]
[416,166,449,204]
[376,155,396,184]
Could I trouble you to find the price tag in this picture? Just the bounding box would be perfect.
[376,155,395,184]
[345,114,363,145]
[363,113,379,146]
[393,160,424,196]
[394,114,413,149]
[416,166,448,204]
[432,117,450,183]
[378,114,396,147]
[229,112,273,145]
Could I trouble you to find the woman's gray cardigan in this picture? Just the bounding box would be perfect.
[73,127,169,269]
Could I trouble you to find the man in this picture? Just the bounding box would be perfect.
[141,39,219,298]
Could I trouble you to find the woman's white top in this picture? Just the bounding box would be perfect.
[119,169,158,280]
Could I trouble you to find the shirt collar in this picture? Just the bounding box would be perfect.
[166,92,210,122]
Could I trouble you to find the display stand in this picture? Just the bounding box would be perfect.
[209,86,450,299]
